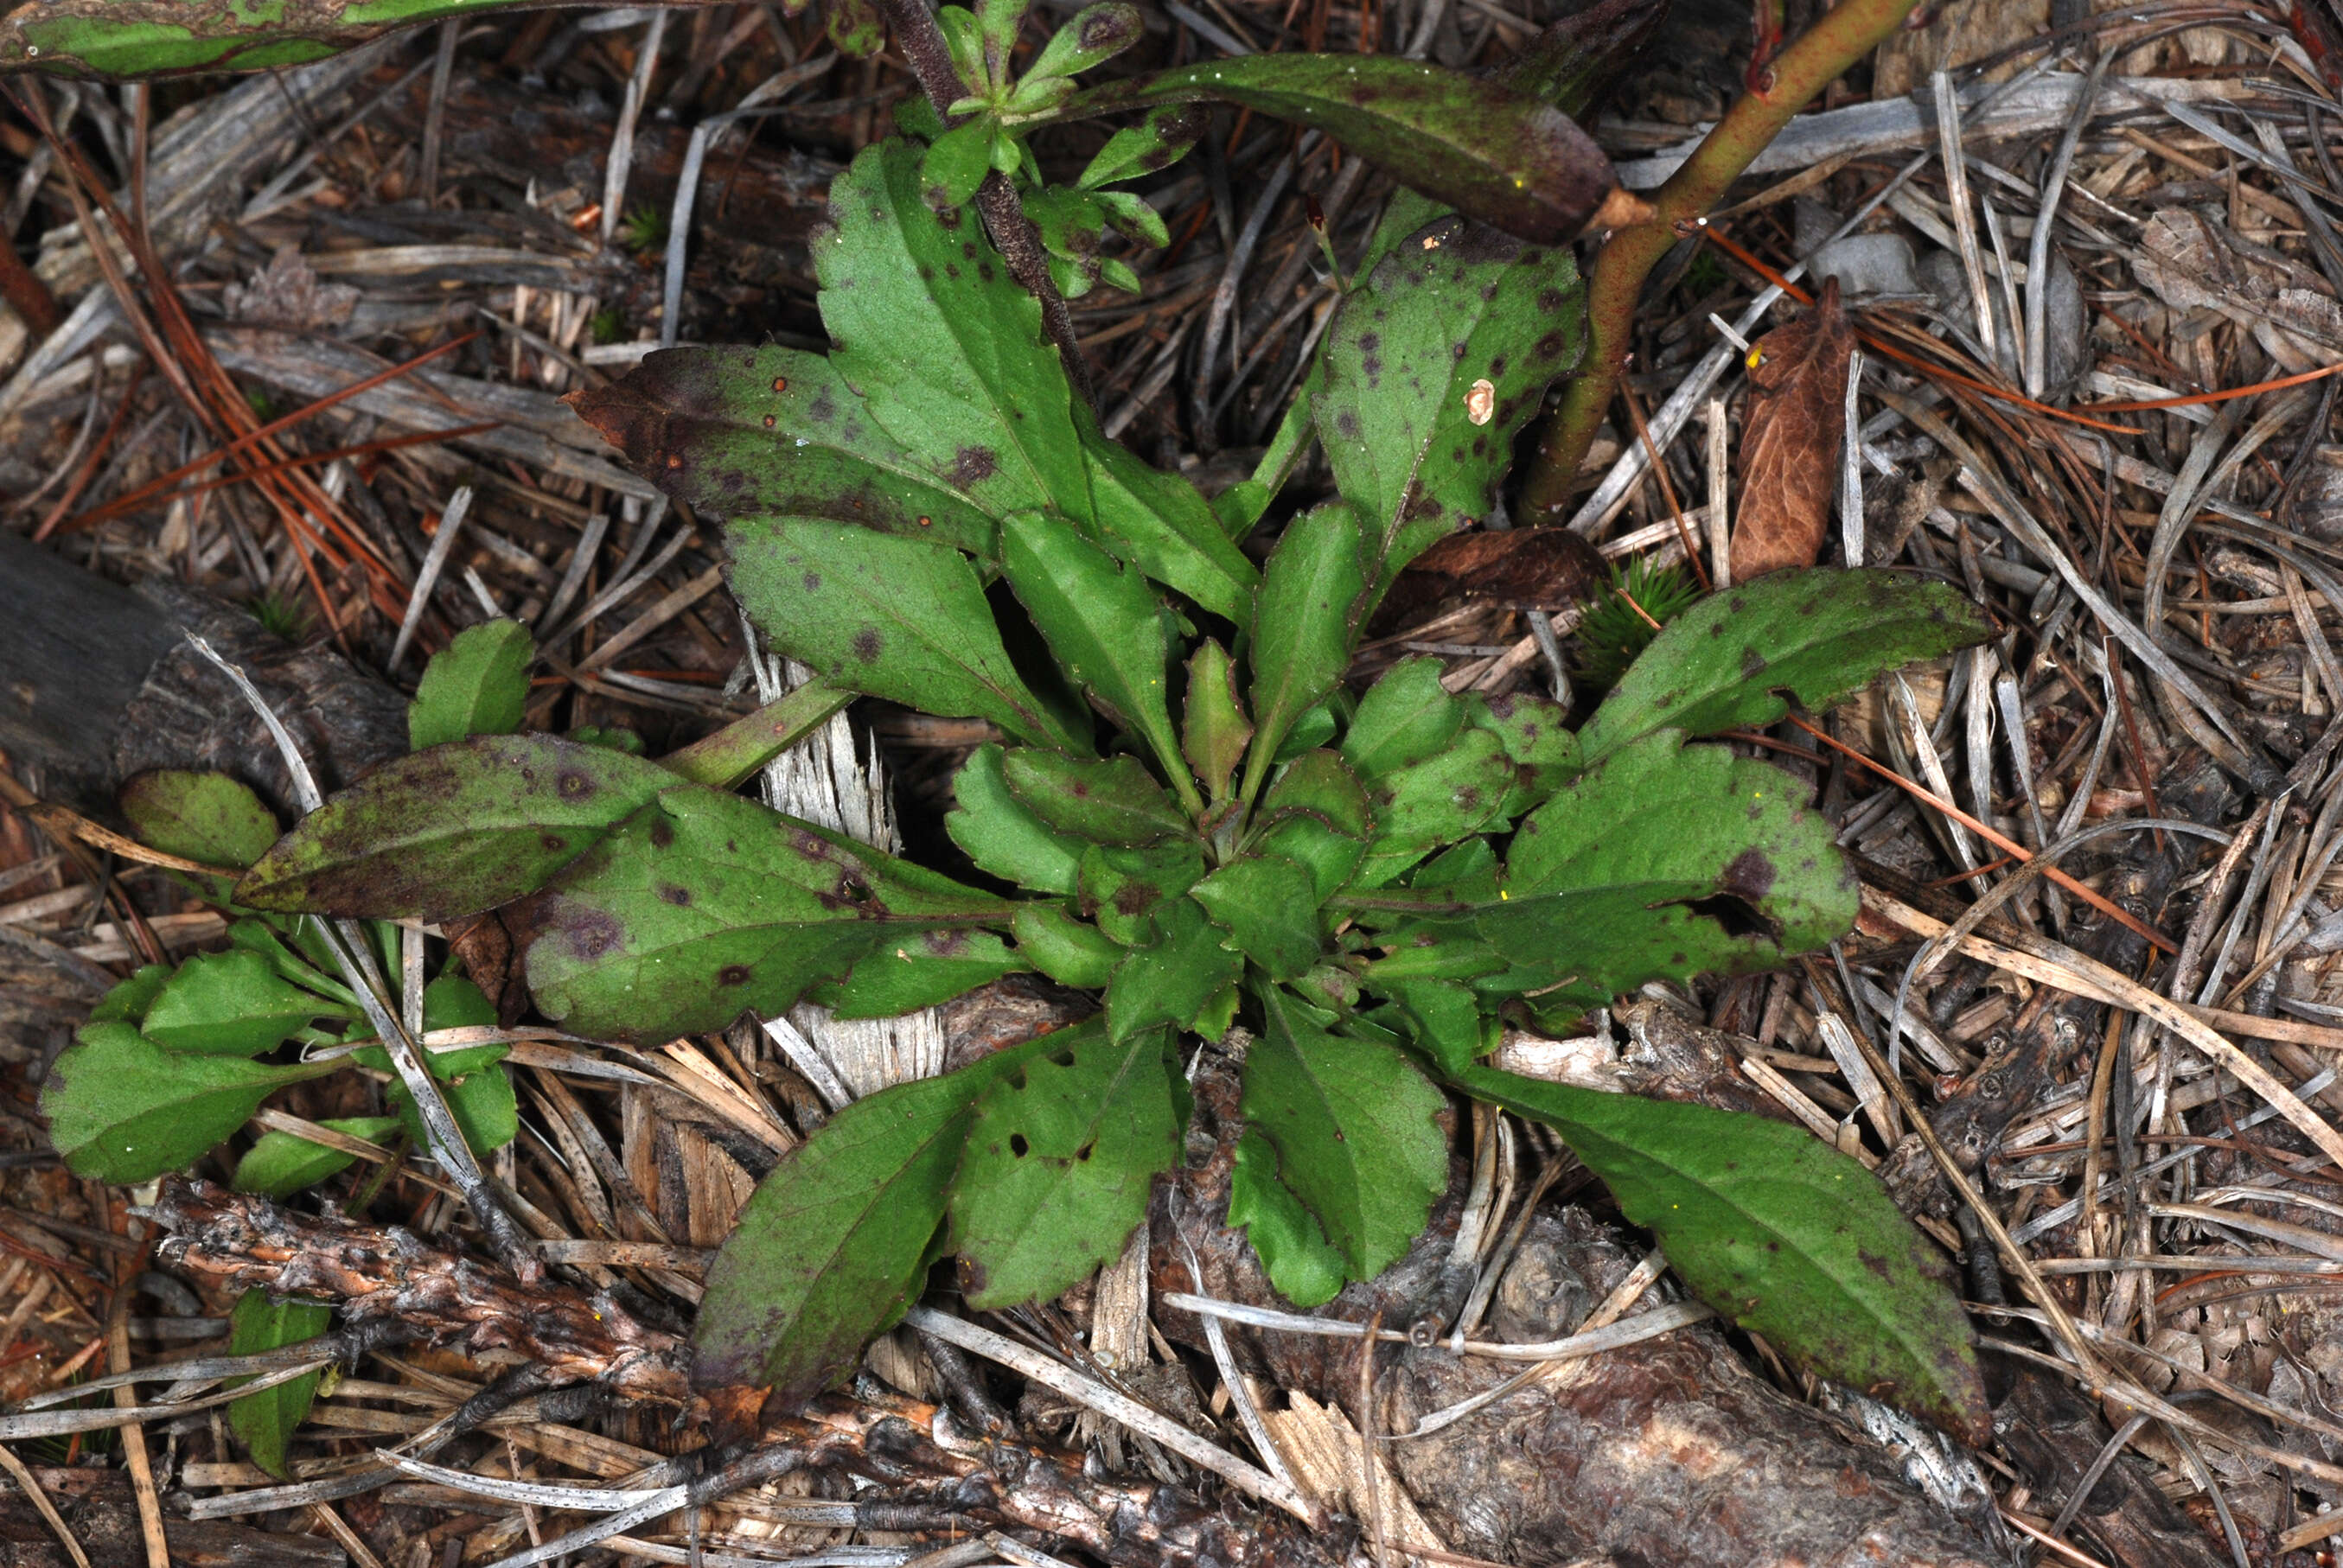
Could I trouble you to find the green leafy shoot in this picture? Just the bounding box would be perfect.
[71,56,2001,1450]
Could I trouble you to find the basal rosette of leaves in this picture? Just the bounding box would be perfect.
[156,126,2003,1441]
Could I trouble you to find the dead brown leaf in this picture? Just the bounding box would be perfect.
[1372,525,1603,633]
[1733,275,1854,581]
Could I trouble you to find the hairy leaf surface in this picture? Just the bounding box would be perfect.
[1003,750,1189,845]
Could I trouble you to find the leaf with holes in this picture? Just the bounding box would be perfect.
[951,1024,1183,1308]
[524,785,1012,1042]
[693,1026,1065,1399]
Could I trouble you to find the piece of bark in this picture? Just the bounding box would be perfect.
[1733,276,1855,581]
[0,1469,343,1568]
[1148,1047,2016,1568]
[0,533,407,818]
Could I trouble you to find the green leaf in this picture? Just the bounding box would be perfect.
[1044,54,1620,245]
[234,735,675,921]
[1105,896,1241,1042]
[660,678,856,792]
[393,1052,515,1155]
[1022,185,1108,298]
[827,929,1026,1017]
[827,0,885,58]
[227,1291,333,1480]
[1254,751,1370,902]
[1452,1063,1989,1444]
[1228,1127,1346,1309]
[1481,730,1854,1006]
[1077,103,1203,188]
[1341,656,1465,781]
[730,520,1087,753]
[1023,2,1141,83]
[409,619,533,750]
[1000,510,1189,800]
[922,118,999,208]
[1079,424,1258,623]
[90,964,170,1025]
[937,4,986,86]
[1004,749,1189,845]
[818,140,1089,522]
[952,1024,1182,1308]
[947,743,1086,896]
[525,786,1009,1042]
[141,948,348,1057]
[1080,840,1203,946]
[1243,502,1364,800]
[1182,640,1251,804]
[693,1026,1066,1399]
[1351,727,1513,886]
[974,0,1025,88]
[1242,987,1448,1281]
[233,1116,401,1200]
[1465,688,1578,813]
[571,349,1000,559]
[1011,901,1122,986]
[41,1023,333,1183]
[119,770,278,870]
[1382,978,1490,1074]
[0,0,533,79]
[1314,216,1585,599]
[1576,570,1992,770]
[1191,854,1321,980]
[1094,188,1169,249]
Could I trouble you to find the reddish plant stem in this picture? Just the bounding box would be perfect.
[1516,0,1926,518]
[873,0,1098,410]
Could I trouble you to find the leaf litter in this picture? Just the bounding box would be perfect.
[14,5,2343,1568]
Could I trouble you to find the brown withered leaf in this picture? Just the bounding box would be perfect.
[1372,525,1603,633]
[1733,276,1855,580]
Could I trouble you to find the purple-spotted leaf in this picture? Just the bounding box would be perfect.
[567,348,1002,559]
[1453,1062,1989,1445]
[1041,54,1621,244]
[729,520,1090,754]
[951,1024,1183,1308]
[234,735,676,921]
[692,1023,1076,1401]
[523,784,1012,1043]
[1314,215,1586,601]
